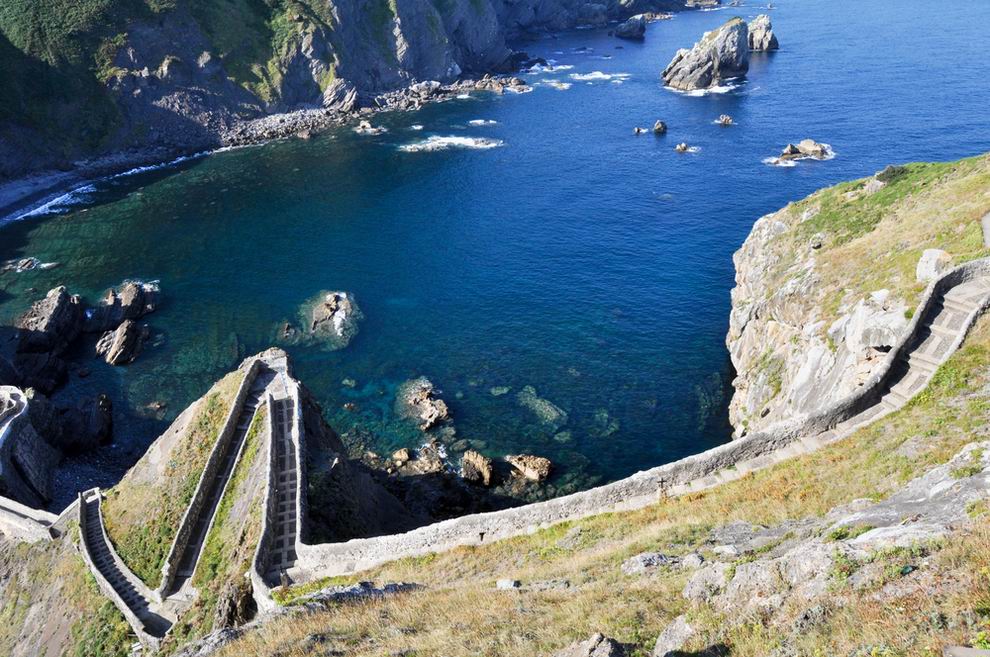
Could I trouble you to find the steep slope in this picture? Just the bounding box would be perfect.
[0,0,686,182]
[727,153,990,435]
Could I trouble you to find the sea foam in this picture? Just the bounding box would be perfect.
[399,136,504,153]
[569,71,631,82]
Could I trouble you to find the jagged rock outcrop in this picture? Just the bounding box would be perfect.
[747,14,778,51]
[661,17,749,91]
[727,199,910,434]
[15,286,84,355]
[461,449,494,486]
[95,320,148,365]
[506,454,552,481]
[614,15,647,40]
[395,377,450,431]
[778,139,831,161]
[84,280,160,333]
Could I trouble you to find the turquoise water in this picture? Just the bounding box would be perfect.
[3,0,990,509]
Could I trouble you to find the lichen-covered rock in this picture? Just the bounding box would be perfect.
[506,453,552,481]
[748,14,779,51]
[396,377,450,430]
[620,551,678,575]
[552,633,624,657]
[916,248,952,283]
[653,615,694,657]
[461,449,494,486]
[661,17,749,91]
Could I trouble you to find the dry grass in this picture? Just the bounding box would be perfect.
[214,316,990,657]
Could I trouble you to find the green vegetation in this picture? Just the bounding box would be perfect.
[216,315,990,657]
[103,368,246,588]
[951,447,985,479]
[71,594,133,657]
[166,405,268,649]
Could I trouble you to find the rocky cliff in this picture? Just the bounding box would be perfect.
[726,154,990,435]
[0,0,687,185]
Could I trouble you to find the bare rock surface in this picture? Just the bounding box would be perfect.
[84,280,160,333]
[614,15,647,40]
[916,248,953,283]
[461,449,494,486]
[506,453,552,481]
[552,633,625,657]
[396,377,450,430]
[661,17,749,91]
[747,14,779,51]
[15,286,84,354]
[95,320,148,365]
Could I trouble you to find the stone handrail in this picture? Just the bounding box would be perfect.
[289,257,990,580]
[157,357,262,597]
[77,489,163,650]
[250,393,279,612]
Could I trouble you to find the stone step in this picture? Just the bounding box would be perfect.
[928,323,956,338]
[902,351,940,372]
[941,297,974,315]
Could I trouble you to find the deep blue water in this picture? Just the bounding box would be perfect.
[2,0,990,509]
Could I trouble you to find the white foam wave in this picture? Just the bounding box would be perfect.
[468,119,499,126]
[763,144,836,167]
[14,185,98,220]
[398,136,504,153]
[410,124,424,131]
[569,71,631,82]
[456,93,471,99]
[527,63,575,74]
[505,85,533,94]
[665,80,741,97]
[544,80,573,91]
[763,157,796,167]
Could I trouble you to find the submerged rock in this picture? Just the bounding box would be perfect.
[614,15,647,40]
[505,453,552,482]
[354,120,387,135]
[661,17,749,91]
[517,385,568,430]
[95,320,148,365]
[748,14,779,51]
[396,377,450,431]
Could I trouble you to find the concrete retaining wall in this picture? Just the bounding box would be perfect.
[157,358,262,597]
[290,257,990,580]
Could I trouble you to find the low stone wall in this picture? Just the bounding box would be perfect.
[157,357,262,597]
[77,489,162,650]
[250,393,278,612]
[291,258,990,580]
[0,493,56,542]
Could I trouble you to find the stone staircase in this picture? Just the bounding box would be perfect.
[265,397,299,586]
[168,367,275,593]
[80,491,172,641]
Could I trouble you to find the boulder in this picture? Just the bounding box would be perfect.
[779,139,831,161]
[675,142,689,153]
[614,15,647,40]
[653,120,668,135]
[396,377,450,430]
[461,449,494,486]
[16,286,84,354]
[553,633,625,657]
[95,320,148,365]
[84,280,160,333]
[717,114,733,126]
[748,14,779,51]
[653,615,695,657]
[505,454,552,482]
[661,18,749,91]
[305,291,363,349]
[916,249,952,283]
[621,552,678,575]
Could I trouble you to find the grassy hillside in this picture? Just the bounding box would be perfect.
[213,314,990,657]
[102,368,245,588]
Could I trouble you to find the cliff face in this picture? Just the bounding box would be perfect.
[0,0,686,181]
[726,155,990,435]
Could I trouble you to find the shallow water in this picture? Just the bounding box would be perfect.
[3,0,990,510]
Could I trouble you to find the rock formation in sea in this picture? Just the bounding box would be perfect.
[747,14,779,51]
[661,17,750,91]
[614,15,647,40]
[395,377,451,431]
[282,291,363,350]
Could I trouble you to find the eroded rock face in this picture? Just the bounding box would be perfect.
[779,139,831,161]
[747,14,778,51]
[84,280,160,333]
[727,204,910,434]
[614,15,647,40]
[505,453,552,481]
[395,377,450,431]
[95,320,149,365]
[15,286,84,354]
[461,449,494,486]
[661,17,749,91]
